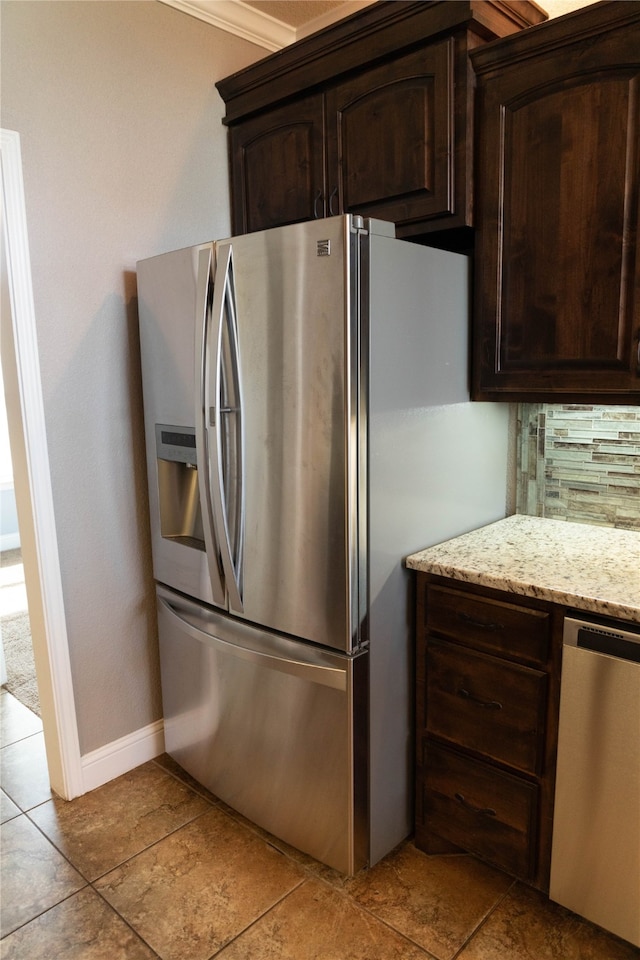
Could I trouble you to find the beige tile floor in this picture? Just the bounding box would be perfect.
[1,689,638,960]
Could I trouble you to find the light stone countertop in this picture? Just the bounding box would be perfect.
[406,514,640,624]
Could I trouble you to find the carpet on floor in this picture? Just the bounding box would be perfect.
[1,610,41,717]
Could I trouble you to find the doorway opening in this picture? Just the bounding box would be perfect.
[1,127,82,799]
[1,371,40,717]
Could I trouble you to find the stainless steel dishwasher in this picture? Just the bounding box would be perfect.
[550,612,640,947]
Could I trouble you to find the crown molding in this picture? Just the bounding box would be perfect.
[159,0,375,51]
[159,0,295,51]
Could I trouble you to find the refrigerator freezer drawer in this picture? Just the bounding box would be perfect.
[156,585,368,875]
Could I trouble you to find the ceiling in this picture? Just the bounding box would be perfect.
[160,0,601,51]
[242,1,371,29]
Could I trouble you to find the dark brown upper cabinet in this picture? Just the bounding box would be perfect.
[325,41,454,229]
[471,0,640,403]
[217,1,546,245]
[227,93,326,234]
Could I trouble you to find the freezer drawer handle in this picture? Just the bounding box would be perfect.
[454,792,497,818]
[158,591,347,691]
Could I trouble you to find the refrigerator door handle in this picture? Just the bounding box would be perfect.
[209,243,244,613]
[157,588,347,691]
[195,246,226,606]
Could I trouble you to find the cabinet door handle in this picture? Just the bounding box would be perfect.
[313,189,323,219]
[328,186,338,216]
[455,792,497,818]
[458,687,503,710]
[458,611,503,632]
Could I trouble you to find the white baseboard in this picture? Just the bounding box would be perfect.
[81,719,165,794]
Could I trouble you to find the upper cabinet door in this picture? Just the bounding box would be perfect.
[229,93,325,236]
[472,3,640,402]
[218,2,547,244]
[325,41,454,230]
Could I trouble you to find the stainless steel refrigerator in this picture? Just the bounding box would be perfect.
[137,215,510,875]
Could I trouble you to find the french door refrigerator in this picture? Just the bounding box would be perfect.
[137,215,509,875]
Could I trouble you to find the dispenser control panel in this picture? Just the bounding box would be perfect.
[156,424,197,464]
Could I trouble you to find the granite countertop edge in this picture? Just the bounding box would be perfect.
[405,515,640,625]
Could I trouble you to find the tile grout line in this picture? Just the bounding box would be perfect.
[257,850,440,958]
[0,730,43,750]
[88,881,164,960]
[332,895,440,959]
[124,771,505,960]
[0,886,91,943]
[3,791,53,821]
[449,878,519,959]
[4,800,214,952]
[3,748,538,959]
[206,875,308,958]
[7,770,222,953]
[20,789,215,886]
[77,779,312,960]
[149,750,511,952]
[150,756,223,808]
[1,876,163,959]
[62,769,373,960]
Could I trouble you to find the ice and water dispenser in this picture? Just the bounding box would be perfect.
[155,424,204,549]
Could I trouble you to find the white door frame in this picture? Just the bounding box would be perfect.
[1,128,83,799]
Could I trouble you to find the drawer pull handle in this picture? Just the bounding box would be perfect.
[458,612,503,632]
[455,792,497,818]
[458,687,503,710]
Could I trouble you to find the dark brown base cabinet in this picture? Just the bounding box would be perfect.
[471,1,640,402]
[216,1,546,244]
[415,574,563,892]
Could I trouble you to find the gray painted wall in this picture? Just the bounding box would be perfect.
[1,0,262,754]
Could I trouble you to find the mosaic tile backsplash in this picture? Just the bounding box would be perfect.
[516,404,640,531]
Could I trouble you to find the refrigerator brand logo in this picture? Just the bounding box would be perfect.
[317,240,331,257]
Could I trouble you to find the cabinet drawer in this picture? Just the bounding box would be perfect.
[423,744,538,880]
[426,585,550,665]
[425,639,547,775]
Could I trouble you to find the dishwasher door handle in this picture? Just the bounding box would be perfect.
[577,629,640,662]
[564,615,640,662]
